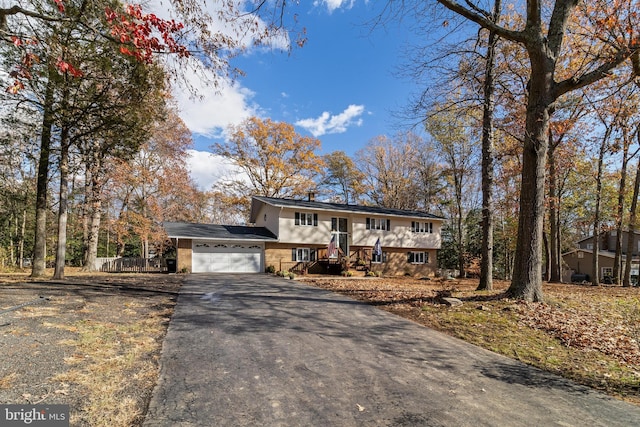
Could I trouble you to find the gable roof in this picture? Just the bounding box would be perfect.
[562,248,618,259]
[163,222,277,241]
[250,196,445,223]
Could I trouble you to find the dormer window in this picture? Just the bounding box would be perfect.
[295,212,318,226]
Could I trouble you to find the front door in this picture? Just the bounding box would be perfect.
[331,217,349,257]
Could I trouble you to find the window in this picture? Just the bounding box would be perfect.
[366,218,391,231]
[411,221,433,233]
[578,251,584,259]
[295,212,318,226]
[407,251,428,264]
[372,251,387,264]
[586,243,593,250]
[292,248,317,262]
[602,267,613,278]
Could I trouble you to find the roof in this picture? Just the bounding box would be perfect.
[576,229,640,244]
[249,196,445,223]
[561,248,640,262]
[163,222,277,241]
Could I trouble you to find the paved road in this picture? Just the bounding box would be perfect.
[144,274,640,426]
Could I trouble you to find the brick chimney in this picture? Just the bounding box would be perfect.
[308,192,315,201]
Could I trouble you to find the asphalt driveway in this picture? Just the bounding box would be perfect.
[143,274,640,426]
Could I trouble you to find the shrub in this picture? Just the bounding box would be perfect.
[342,270,353,277]
[266,265,276,274]
[366,271,376,277]
[288,272,296,279]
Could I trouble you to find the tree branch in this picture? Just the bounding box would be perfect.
[435,0,526,43]
[555,48,638,97]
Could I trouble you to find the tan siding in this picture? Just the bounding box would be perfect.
[562,250,616,279]
[177,238,192,273]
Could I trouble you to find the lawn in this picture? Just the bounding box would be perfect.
[0,270,183,426]
[298,276,640,405]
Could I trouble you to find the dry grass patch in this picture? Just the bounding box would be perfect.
[0,272,182,426]
[301,276,640,405]
[53,301,173,427]
[0,373,18,390]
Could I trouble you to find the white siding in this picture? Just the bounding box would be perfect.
[277,209,335,244]
[275,207,442,249]
[352,216,441,249]
[253,204,281,236]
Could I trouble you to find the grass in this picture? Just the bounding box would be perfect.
[52,303,174,426]
[0,269,181,426]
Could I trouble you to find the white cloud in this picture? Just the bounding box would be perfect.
[313,0,356,13]
[148,0,290,52]
[172,64,260,138]
[186,150,237,191]
[295,104,365,137]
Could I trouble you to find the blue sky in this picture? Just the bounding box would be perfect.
[173,1,427,189]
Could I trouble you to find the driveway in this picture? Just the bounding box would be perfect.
[144,274,640,426]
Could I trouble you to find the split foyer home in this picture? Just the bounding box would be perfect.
[164,195,444,276]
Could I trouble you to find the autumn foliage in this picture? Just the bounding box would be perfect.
[4,0,189,93]
[104,4,189,63]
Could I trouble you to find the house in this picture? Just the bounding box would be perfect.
[164,195,444,275]
[576,229,640,255]
[562,229,640,283]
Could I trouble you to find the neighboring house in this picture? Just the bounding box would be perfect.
[164,195,444,276]
[562,229,640,283]
[577,229,640,255]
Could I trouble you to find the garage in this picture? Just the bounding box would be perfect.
[163,222,277,274]
[192,241,263,273]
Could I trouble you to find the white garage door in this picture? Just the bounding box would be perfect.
[192,241,263,273]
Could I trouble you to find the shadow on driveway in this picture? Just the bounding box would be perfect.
[144,274,640,427]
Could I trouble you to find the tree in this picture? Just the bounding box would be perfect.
[426,108,479,277]
[211,117,324,220]
[430,0,640,301]
[322,151,365,204]
[110,108,204,259]
[356,132,427,210]
[477,0,501,291]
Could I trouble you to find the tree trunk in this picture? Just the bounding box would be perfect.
[478,0,501,291]
[456,196,465,278]
[591,127,611,286]
[82,143,104,272]
[548,139,562,282]
[82,179,103,272]
[613,128,630,285]
[623,159,640,287]
[31,71,55,277]
[53,129,70,280]
[506,54,553,302]
[543,231,550,281]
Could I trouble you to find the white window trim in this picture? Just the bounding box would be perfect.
[408,251,428,264]
[296,248,310,262]
[372,252,386,264]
